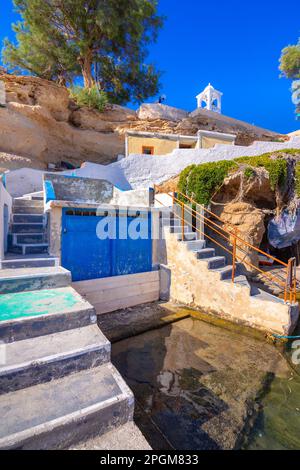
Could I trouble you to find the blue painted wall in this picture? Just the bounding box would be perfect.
[61,209,152,281]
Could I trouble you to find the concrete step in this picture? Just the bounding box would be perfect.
[176,232,197,241]
[21,191,44,201]
[1,256,58,270]
[194,248,216,259]
[185,240,206,251]
[0,286,96,343]
[215,263,242,280]
[169,225,189,233]
[0,324,110,394]
[12,205,44,215]
[223,275,251,295]
[13,214,44,224]
[206,256,226,270]
[10,223,44,234]
[9,243,48,256]
[0,363,133,450]
[161,217,181,227]
[13,233,45,245]
[0,266,71,294]
[13,199,43,208]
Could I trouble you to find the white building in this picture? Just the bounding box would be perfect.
[196,83,222,114]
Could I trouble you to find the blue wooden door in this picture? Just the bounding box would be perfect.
[61,209,152,281]
[61,210,112,282]
[113,213,152,276]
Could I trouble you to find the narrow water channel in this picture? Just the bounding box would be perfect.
[111,315,300,450]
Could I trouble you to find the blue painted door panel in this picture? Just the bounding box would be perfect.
[61,209,152,281]
[61,212,112,282]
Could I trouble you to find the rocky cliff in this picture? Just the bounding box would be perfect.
[0,73,284,172]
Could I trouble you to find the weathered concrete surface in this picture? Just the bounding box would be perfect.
[0,266,71,294]
[0,363,134,450]
[0,324,110,394]
[112,315,292,450]
[44,173,114,204]
[159,231,299,335]
[71,422,151,450]
[98,301,190,343]
[0,286,96,343]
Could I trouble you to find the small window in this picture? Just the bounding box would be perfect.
[142,146,154,155]
[179,144,193,149]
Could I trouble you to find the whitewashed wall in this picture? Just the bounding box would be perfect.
[0,179,12,262]
[4,136,300,197]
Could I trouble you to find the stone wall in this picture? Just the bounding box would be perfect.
[159,230,299,336]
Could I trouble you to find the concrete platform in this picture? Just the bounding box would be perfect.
[1,254,59,269]
[0,363,134,450]
[0,324,110,394]
[0,266,71,294]
[71,422,151,450]
[0,286,96,342]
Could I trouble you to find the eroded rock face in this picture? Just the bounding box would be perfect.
[0,73,127,169]
[0,72,285,171]
[217,202,266,269]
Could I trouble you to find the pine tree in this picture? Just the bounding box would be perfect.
[2,0,163,104]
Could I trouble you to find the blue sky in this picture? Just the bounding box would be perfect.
[1,0,299,134]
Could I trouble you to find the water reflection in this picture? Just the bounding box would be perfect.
[112,316,300,450]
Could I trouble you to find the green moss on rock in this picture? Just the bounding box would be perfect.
[178,149,300,205]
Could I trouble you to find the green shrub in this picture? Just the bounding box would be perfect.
[69,85,108,112]
[178,160,236,206]
[177,149,300,206]
[234,154,287,190]
[244,167,256,179]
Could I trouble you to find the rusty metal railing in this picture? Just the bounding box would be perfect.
[155,188,298,305]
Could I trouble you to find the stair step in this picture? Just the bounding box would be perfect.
[21,191,44,201]
[169,225,189,233]
[1,256,58,269]
[13,214,44,224]
[194,248,216,259]
[12,206,44,215]
[14,233,45,244]
[206,256,226,270]
[0,363,133,450]
[0,324,110,394]
[215,263,242,280]
[0,266,71,294]
[0,286,96,343]
[13,199,43,208]
[161,217,181,227]
[185,240,206,251]
[176,232,197,241]
[9,243,48,255]
[11,224,44,234]
[223,275,251,294]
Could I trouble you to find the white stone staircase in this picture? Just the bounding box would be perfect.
[2,193,58,269]
[160,209,299,336]
[0,264,134,449]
